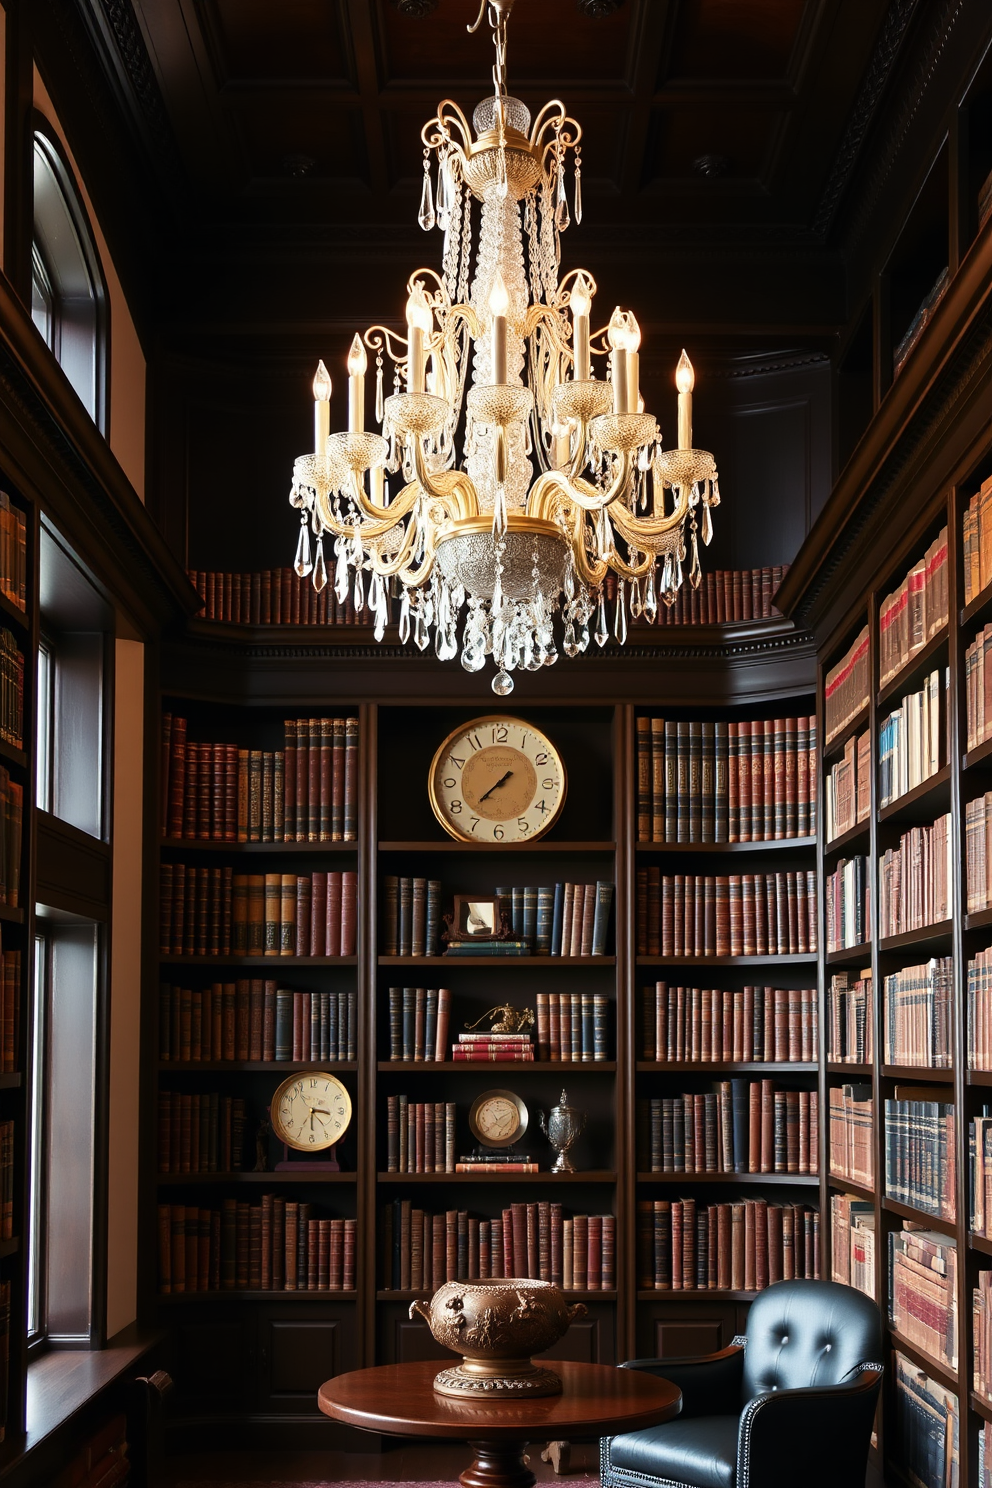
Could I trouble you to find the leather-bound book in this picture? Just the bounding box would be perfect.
[680,1197,696,1290]
[259,1192,273,1290]
[587,1214,602,1290]
[397,876,412,957]
[248,981,263,1062]
[636,715,651,840]
[293,875,310,959]
[159,863,174,956]
[341,870,357,957]
[676,720,690,842]
[579,883,596,957]
[343,716,359,841]
[382,875,399,957]
[167,715,187,838]
[650,718,665,843]
[304,720,319,842]
[723,875,738,957]
[762,720,775,839]
[726,721,739,842]
[411,877,427,958]
[246,749,261,843]
[279,874,296,957]
[700,721,714,843]
[260,752,274,842]
[182,743,197,838]
[664,720,678,842]
[282,720,297,841]
[323,871,341,958]
[688,721,702,841]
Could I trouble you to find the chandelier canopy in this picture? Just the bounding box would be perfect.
[288,0,720,694]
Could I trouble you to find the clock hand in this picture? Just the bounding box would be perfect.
[478,770,513,802]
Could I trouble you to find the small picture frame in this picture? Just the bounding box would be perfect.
[454,895,501,938]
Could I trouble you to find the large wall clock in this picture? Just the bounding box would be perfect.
[428,715,567,844]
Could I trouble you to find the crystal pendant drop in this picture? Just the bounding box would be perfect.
[643,570,658,623]
[563,622,579,659]
[492,669,514,696]
[375,362,385,424]
[334,544,350,603]
[613,581,627,644]
[690,530,702,589]
[294,518,312,577]
[574,160,582,224]
[398,592,411,645]
[702,501,714,545]
[312,538,327,592]
[353,566,365,611]
[419,165,435,232]
[492,486,508,540]
[374,607,386,642]
[594,594,609,648]
[555,164,570,232]
[630,576,643,620]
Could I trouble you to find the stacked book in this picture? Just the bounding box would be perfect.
[828,1083,873,1186]
[884,958,953,1068]
[451,1030,534,1064]
[968,946,992,1069]
[824,625,869,747]
[158,1201,356,1293]
[535,991,609,1061]
[386,987,451,1061]
[157,1092,247,1173]
[381,877,442,957]
[161,714,359,842]
[967,793,992,913]
[189,567,373,625]
[636,1197,819,1292]
[964,624,992,751]
[878,813,953,936]
[630,565,788,625]
[158,866,358,957]
[963,474,992,605]
[828,968,873,1064]
[382,1201,615,1292]
[825,856,871,952]
[385,1096,457,1172]
[0,770,21,908]
[878,528,949,686]
[830,1193,875,1297]
[636,868,817,957]
[637,1082,818,1175]
[969,1110,992,1235]
[0,493,27,614]
[892,1353,958,1488]
[974,1270,992,1402]
[825,728,870,842]
[879,669,945,807]
[885,1091,956,1220]
[159,982,356,1062]
[634,714,817,843]
[889,1228,957,1371]
[640,983,817,1063]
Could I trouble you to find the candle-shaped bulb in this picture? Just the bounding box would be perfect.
[347,334,367,376]
[406,285,432,393]
[406,284,433,333]
[608,308,629,414]
[571,273,592,382]
[607,307,626,349]
[488,268,509,318]
[313,360,332,402]
[570,273,591,319]
[675,349,695,394]
[625,314,641,353]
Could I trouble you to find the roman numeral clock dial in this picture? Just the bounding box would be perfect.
[428,716,567,844]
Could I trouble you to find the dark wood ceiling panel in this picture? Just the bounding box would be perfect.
[226,96,370,183]
[664,0,809,82]
[377,0,634,89]
[206,0,353,84]
[645,105,782,183]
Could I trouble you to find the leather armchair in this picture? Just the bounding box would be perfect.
[601,1279,883,1488]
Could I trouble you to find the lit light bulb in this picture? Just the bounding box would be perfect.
[676,349,695,394]
[406,284,433,333]
[624,314,641,353]
[570,273,591,319]
[607,307,626,349]
[312,360,332,401]
[347,334,368,376]
[608,308,630,413]
[313,359,331,456]
[488,269,510,318]
[406,285,432,392]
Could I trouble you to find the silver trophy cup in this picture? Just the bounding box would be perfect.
[539,1091,586,1173]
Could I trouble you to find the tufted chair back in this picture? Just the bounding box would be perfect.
[741,1279,881,1403]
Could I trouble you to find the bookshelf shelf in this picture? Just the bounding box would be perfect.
[825,1061,871,1076]
[969,1232,992,1257]
[971,1392,992,1426]
[378,840,615,853]
[961,580,992,628]
[0,738,26,771]
[0,907,23,926]
[379,955,616,967]
[881,1195,956,1237]
[887,1328,959,1396]
[157,1289,359,1303]
[880,1065,954,1082]
[157,1171,358,1185]
[876,763,951,825]
[635,1061,817,1074]
[967,1069,992,1086]
[378,1289,616,1302]
[377,1171,617,1184]
[634,838,816,855]
[877,921,954,955]
[0,1239,19,1261]
[159,838,359,854]
[378,1061,617,1073]
[826,1174,875,1202]
[0,592,28,632]
[158,1062,360,1074]
[636,1288,758,1302]
[875,627,948,709]
[824,820,870,856]
[636,954,817,968]
[636,1171,819,1187]
[965,907,992,932]
[963,734,992,771]
[825,944,872,965]
[159,955,359,967]
[823,703,869,761]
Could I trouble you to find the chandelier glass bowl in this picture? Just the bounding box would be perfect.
[287,0,720,694]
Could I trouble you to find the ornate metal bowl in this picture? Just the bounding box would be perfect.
[409,1278,587,1397]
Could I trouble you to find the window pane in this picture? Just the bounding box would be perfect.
[35,639,52,814]
[27,935,46,1340]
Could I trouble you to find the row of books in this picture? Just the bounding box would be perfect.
[158,983,357,1063]
[443,1033,537,1065]
[878,669,945,808]
[381,1201,616,1291]
[635,566,788,626]
[386,986,451,1061]
[188,567,373,626]
[635,1198,819,1291]
[827,968,873,1063]
[0,494,27,614]
[157,1201,356,1293]
[161,714,360,842]
[968,792,992,913]
[890,1227,957,1372]
[157,1093,247,1173]
[963,476,992,606]
[637,1083,818,1175]
[884,958,953,1069]
[830,1193,875,1298]
[385,1098,456,1173]
[0,947,19,1074]
[885,1093,956,1220]
[828,1084,873,1187]
[974,1269,992,1404]
[497,881,613,957]
[878,527,948,686]
[0,1122,12,1242]
[633,714,817,843]
[969,1111,992,1235]
[0,631,23,751]
[965,624,992,752]
[825,856,871,952]
[635,869,817,957]
[824,625,869,747]
[878,814,953,938]
[824,728,870,842]
[0,770,22,908]
[158,866,358,958]
[535,992,610,1062]
[639,983,818,1064]
[381,877,442,958]
[968,946,992,1070]
[893,1353,958,1488]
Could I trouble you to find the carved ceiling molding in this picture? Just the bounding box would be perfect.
[714,352,831,380]
[792,297,992,629]
[89,0,186,185]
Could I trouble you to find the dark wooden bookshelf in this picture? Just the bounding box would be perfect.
[876,763,951,824]
[825,1061,871,1076]
[158,1289,359,1303]
[880,1065,954,1082]
[880,1195,956,1237]
[826,1174,875,1203]
[825,944,872,965]
[823,820,870,855]
[157,1171,358,1185]
[634,837,816,854]
[378,1061,617,1072]
[379,955,615,967]
[376,1171,618,1184]
[636,953,817,967]
[159,838,359,854]
[876,921,954,954]
[636,1171,819,1187]
[379,840,615,853]
[159,1062,360,1074]
[875,627,948,709]
[635,1061,816,1074]
[159,955,359,967]
[823,702,869,761]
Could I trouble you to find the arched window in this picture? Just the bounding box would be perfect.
[31,125,108,432]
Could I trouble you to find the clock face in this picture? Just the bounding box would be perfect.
[469,1089,528,1149]
[429,716,566,844]
[271,1072,352,1152]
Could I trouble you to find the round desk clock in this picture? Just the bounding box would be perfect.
[428,715,566,843]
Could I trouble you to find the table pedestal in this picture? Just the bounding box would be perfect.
[462,1439,535,1488]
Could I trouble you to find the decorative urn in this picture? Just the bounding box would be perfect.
[409,1278,587,1397]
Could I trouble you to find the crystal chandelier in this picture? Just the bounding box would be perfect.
[288,0,720,694]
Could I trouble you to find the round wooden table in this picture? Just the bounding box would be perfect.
[318,1358,681,1488]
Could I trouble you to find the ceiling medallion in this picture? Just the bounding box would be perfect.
[575,0,625,15]
[392,0,440,15]
[287,0,719,693]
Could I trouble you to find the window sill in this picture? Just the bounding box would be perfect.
[21,1325,164,1459]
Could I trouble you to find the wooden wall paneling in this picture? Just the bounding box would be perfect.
[614,703,634,1364]
[359,700,376,1368]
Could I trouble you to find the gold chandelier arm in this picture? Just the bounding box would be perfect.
[397,528,438,590]
[609,481,691,539]
[412,441,481,518]
[367,509,422,580]
[313,486,405,543]
[604,546,655,583]
[567,507,608,591]
[346,469,420,526]
[423,100,473,154]
[364,323,410,363]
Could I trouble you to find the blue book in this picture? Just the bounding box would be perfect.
[535,886,553,954]
[275,989,294,1061]
[591,881,615,955]
[522,886,537,950]
[424,988,438,1062]
[346,991,356,1061]
[551,882,565,956]
[731,1079,749,1173]
[402,986,414,1059]
[511,886,524,938]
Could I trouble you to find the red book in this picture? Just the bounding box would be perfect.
[326,872,342,958]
